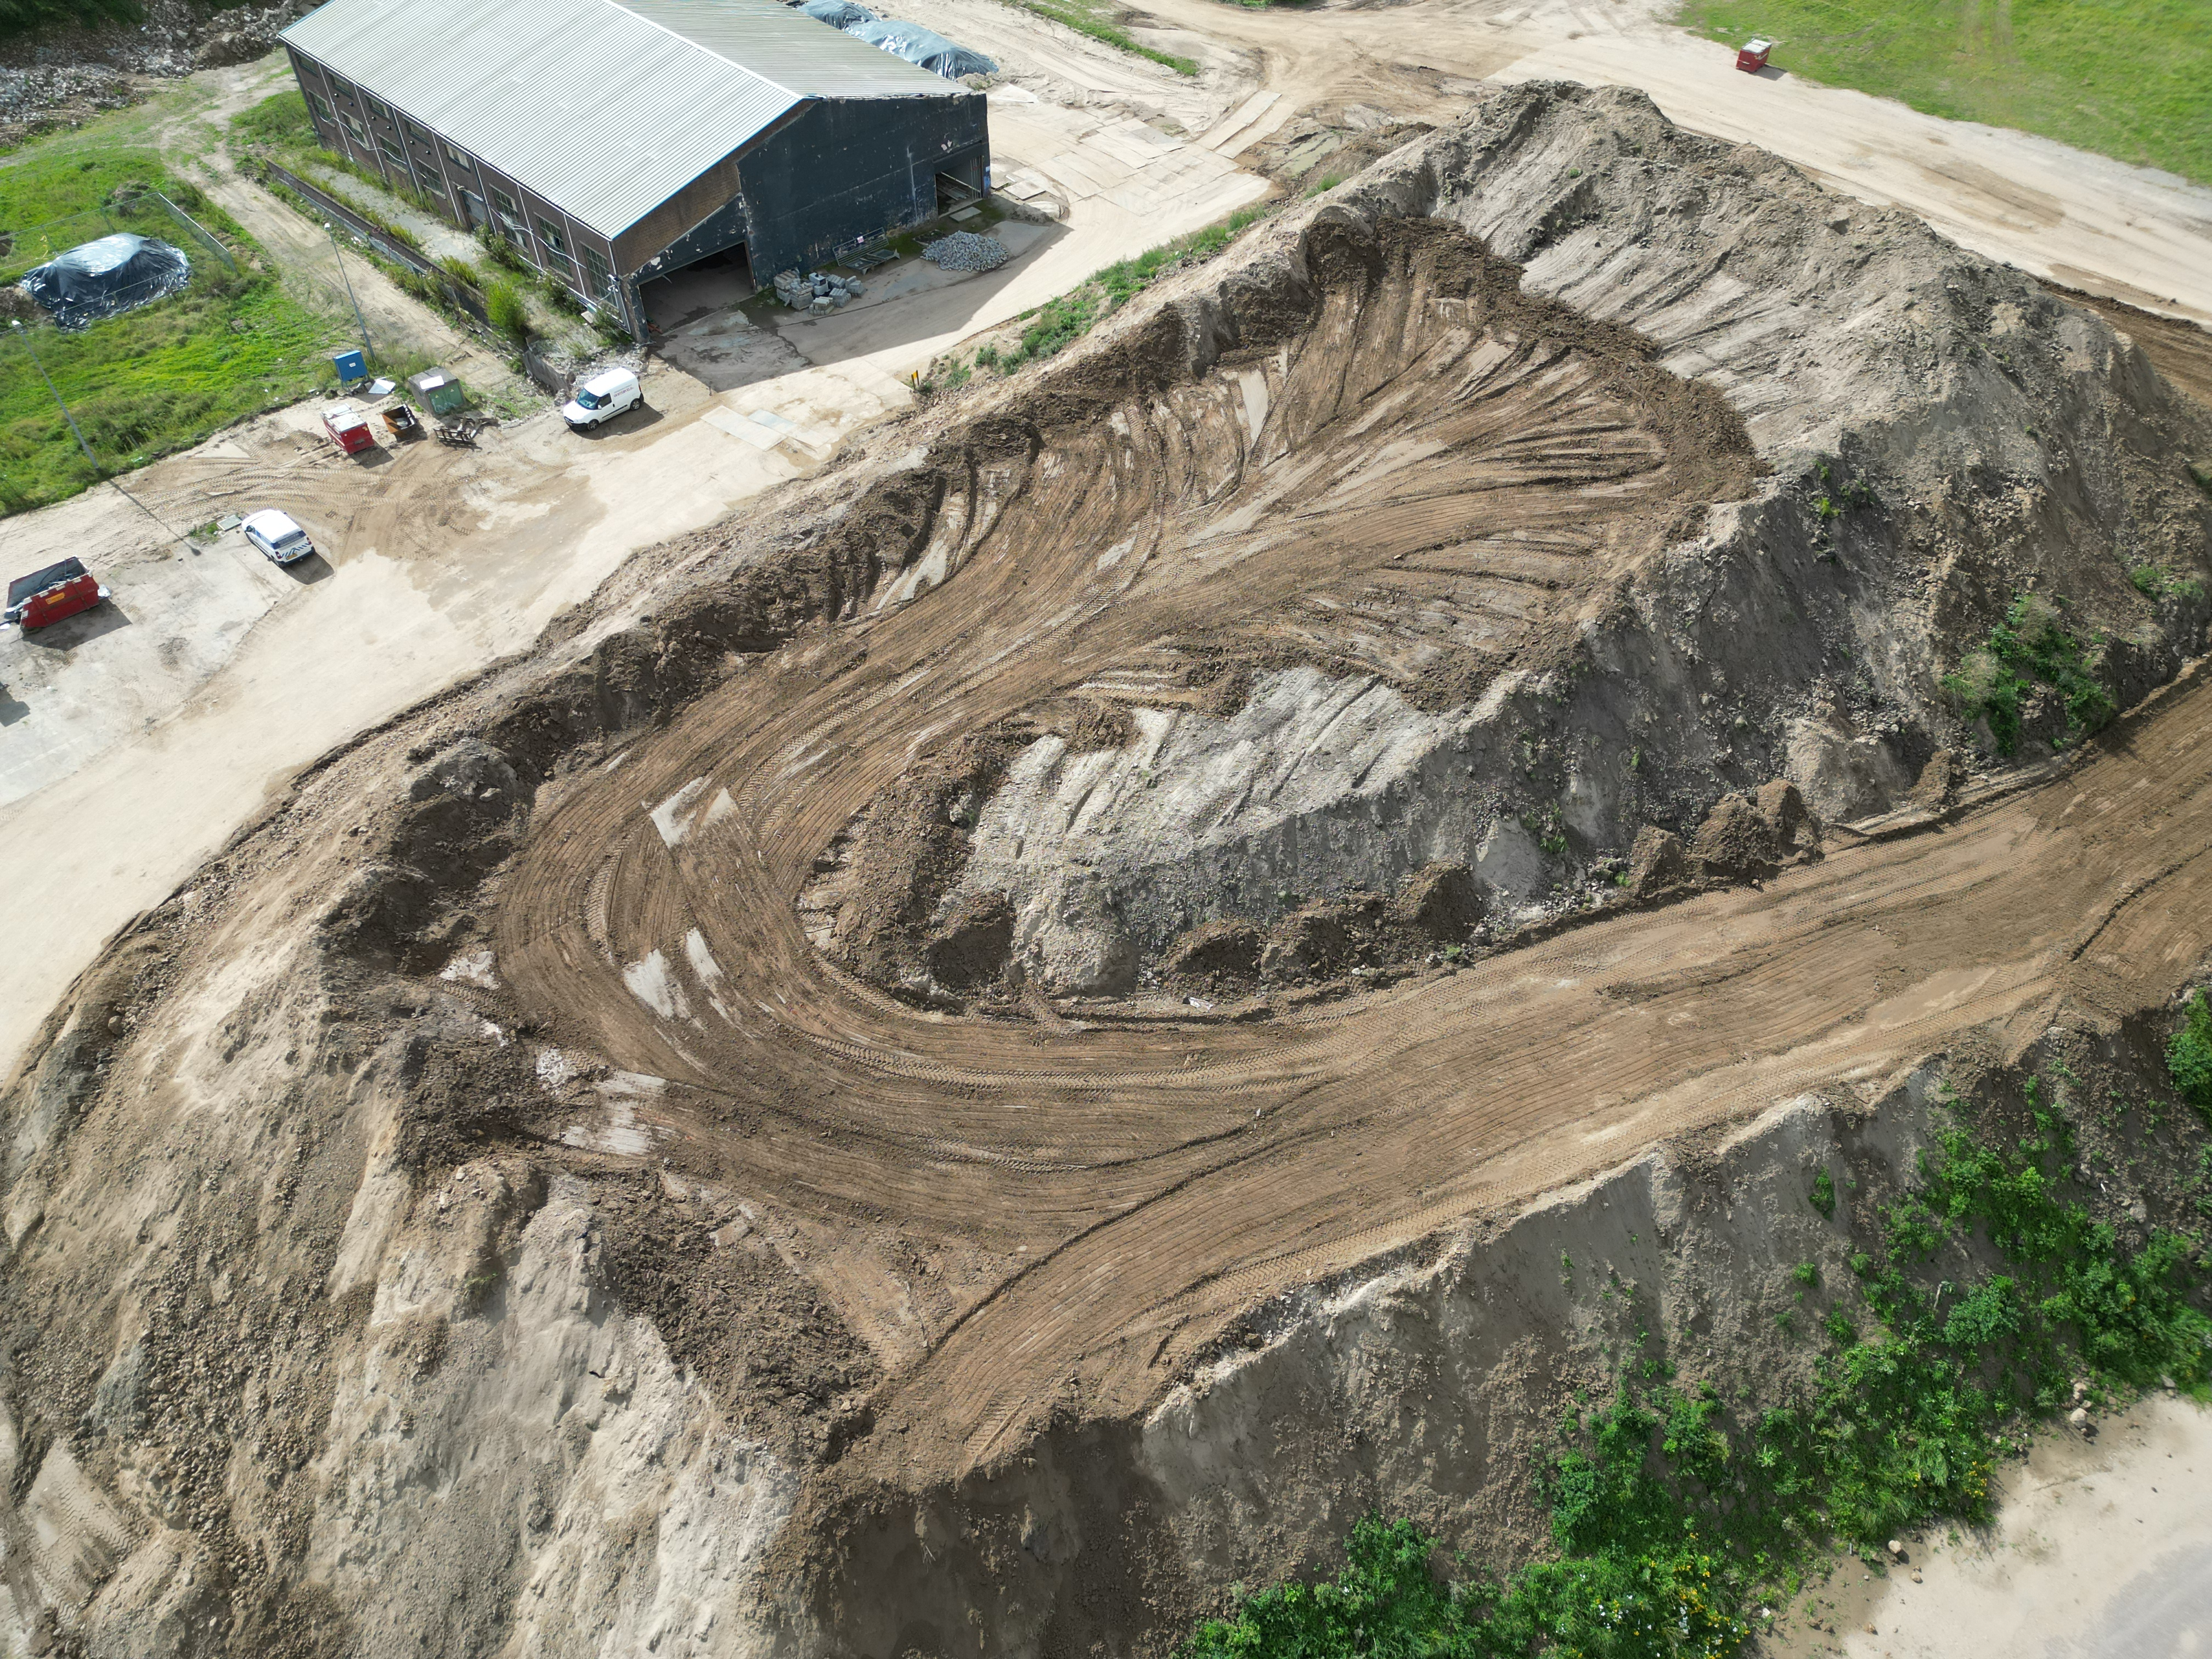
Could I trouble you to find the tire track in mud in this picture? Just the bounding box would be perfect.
[492,216,2212,1481]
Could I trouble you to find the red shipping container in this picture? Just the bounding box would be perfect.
[6,558,108,630]
[1736,37,1774,71]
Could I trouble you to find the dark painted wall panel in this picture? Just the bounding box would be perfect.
[729,92,988,279]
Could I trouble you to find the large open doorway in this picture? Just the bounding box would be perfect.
[639,241,754,333]
[935,161,985,216]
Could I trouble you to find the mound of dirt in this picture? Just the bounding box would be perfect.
[860,82,2208,998]
[3,80,2211,1659]
[1393,860,1483,940]
[1161,917,1263,983]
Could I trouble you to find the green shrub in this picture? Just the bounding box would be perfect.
[484,279,530,343]
[1183,1073,2212,1659]
[2169,989,2212,1118]
[1808,1167,1835,1218]
[1943,592,2114,756]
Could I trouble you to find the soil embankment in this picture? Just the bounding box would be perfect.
[1,82,2210,1658]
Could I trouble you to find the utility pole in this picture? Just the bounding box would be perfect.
[324,221,374,361]
[12,319,98,475]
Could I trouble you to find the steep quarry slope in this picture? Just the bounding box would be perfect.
[1,82,2209,1659]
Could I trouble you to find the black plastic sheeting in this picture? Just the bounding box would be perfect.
[797,0,874,25]
[19,233,190,331]
[847,18,997,78]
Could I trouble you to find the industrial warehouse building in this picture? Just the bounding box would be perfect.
[278,0,989,336]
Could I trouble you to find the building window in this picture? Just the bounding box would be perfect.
[379,135,407,168]
[308,90,335,121]
[340,112,369,146]
[328,73,357,101]
[533,217,567,256]
[402,118,433,147]
[444,144,472,171]
[362,95,389,123]
[417,170,447,197]
[581,245,618,300]
[488,186,529,243]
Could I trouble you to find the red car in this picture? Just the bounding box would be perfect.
[5,557,108,631]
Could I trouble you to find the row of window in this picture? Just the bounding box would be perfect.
[301,63,622,307]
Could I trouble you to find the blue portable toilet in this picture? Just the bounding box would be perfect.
[332,348,367,384]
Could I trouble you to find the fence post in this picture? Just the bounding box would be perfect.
[151,189,239,272]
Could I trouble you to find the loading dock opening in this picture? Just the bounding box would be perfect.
[641,242,755,332]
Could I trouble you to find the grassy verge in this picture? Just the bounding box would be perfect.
[1675,0,2212,187]
[0,136,342,513]
[1002,0,1199,74]
[232,91,607,352]
[921,202,1269,392]
[1183,1047,2212,1659]
[229,91,430,255]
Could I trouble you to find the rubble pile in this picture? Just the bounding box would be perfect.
[921,231,1009,272]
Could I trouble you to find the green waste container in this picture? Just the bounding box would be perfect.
[407,368,465,415]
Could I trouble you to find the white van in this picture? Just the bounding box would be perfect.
[562,368,643,430]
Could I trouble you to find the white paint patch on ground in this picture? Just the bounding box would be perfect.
[621,950,692,1022]
[558,1101,652,1158]
[684,929,725,985]
[438,949,498,989]
[650,777,710,848]
[533,1047,579,1090]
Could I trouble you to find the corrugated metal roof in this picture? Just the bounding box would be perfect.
[618,0,961,97]
[280,0,963,239]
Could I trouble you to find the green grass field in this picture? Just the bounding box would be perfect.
[0,119,343,514]
[1678,0,2212,185]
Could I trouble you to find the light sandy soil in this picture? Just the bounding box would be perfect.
[8,0,2212,1076]
[4,56,2212,1656]
[1761,1394,2212,1659]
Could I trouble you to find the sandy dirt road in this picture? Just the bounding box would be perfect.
[501,543,2212,1483]
[487,223,2212,1481]
[1096,0,2212,325]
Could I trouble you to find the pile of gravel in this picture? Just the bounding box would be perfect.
[922,232,1010,273]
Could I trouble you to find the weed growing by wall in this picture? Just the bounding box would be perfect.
[2169,991,2212,1119]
